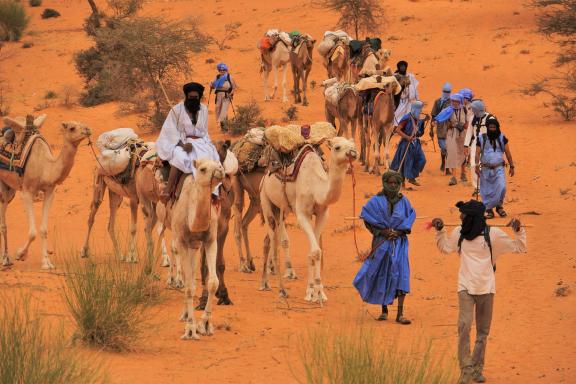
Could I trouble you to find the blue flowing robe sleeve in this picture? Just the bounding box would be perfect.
[434,106,454,123]
[353,195,416,305]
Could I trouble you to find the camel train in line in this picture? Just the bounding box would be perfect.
[0,28,409,340]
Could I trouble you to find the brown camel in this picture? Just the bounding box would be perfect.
[147,141,235,307]
[259,137,358,302]
[0,115,90,269]
[171,159,224,340]
[362,82,397,176]
[326,42,350,82]
[260,39,291,102]
[290,35,316,106]
[324,82,361,139]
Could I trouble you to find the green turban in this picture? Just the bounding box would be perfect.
[379,170,403,205]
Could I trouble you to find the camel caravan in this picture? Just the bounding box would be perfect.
[0,26,426,341]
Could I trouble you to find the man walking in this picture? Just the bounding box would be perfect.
[430,82,453,173]
[432,200,527,383]
[465,100,492,195]
[210,62,236,132]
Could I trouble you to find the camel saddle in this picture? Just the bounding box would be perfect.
[272,144,317,183]
[0,116,47,175]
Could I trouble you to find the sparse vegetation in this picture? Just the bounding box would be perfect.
[215,22,241,50]
[41,8,61,19]
[293,324,455,383]
[0,293,106,384]
[107,0,143,18]
[21,41,32,48]
[520,49,531,54]
[529,0,576,120]
[400,15,415,22]
[282,105,298,122]
[313,0,386,40]
[44,90,57,99]
[28,0,41,7]
[75,16,210,129]
[0,0,29,41]
[310,80,317,89]
[0,83,9,116]
[62,257,161,351]
[61,84,78,107]
[227,98,265,135]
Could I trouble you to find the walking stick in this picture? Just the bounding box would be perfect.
[229,95,236,118]
[207,87,213,108]
[394,114,429,173]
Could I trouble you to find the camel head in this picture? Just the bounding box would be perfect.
[214,140,232,163]
[192,159,224,189]
[327,137,358,166]
[394,74,411,88]
[61,121,91,146]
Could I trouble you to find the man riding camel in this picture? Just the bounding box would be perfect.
[210,63,237,132]
[156,82,221,202]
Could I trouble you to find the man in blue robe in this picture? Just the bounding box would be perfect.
[390,101,428,186]
[353,170,416,324]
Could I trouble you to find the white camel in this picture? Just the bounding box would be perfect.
[259,137,358,302]
[260,40,291,102]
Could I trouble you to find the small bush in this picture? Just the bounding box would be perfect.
[41,8,60,19]
[0,0,30,41]
[0,293,105,383]
[293,324,455,383]
[61,84,78,107]
[520,49,531,55]
[28,0,41,7]
[62,257,161,351]
[21,41,32,48]
[282,105,298,122]
[310,80,317,89]
[44,90,57,99]
[0,84,9,116]
[227,98,265,135]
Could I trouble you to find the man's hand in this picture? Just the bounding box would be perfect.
[431,218,444,231]
[180,143,193,153]
[507,218,521,232]
[509,166,515,177]
[423,114,431,122]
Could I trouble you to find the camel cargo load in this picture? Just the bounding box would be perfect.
[317,30,351,57]
[96,128,140,177]
[264,122,336,153]
[354,75,402,94]
[232,128,266,173]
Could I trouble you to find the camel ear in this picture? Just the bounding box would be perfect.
[34,114,47,128]
[61,122,69,130]
[326,139,333,149]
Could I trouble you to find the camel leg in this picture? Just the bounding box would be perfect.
[198,237,218,336]
[279,213,295,282]
[350,112,358,143]
[38,188,56,270]
[271,65,278,100]
[180,245,200,340]
[364,118,372,173]
[297,210,326,303]
[302,67,309,106]
[259,195,275,291]
[216,209,232,305]
[126,198,139,263]
[241,198,260,272]
[0,187,13,266]
[263,68,272,101]
[141,199,157,263]
[80,172,105,258]
[372,122,382,176]
[158,224,170,267]
[292,65,300,104]
[16,191,37,262]
[281,64,289,103]
[173,239,184,288]
[196,247,208,311]
[383,128,392,170]
[360,114,367,165]
[107,190,124,261]
[166,230,177,287]
[233,184,249,272]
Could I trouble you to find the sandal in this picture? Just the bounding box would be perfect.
[496,206,507,217]
[448,176,457,186]
[377,313,388,321]
[396,316,412,325]
[485,209,495,219]
[408,178,420,186]
[461,173,468,182]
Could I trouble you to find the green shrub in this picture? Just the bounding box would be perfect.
[0,293,106,384]
[293,324,455,384]
[44,90,57,99]
[227,98,265,135]
[28,0,41,7]
[62,257,161,351]
[282,105,298,122]
[0,0,29,41]
[41,8,60,19]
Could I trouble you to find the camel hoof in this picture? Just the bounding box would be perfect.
[283,268,298,280]
[181,328,200,341]
[248,260,256,272]
[160,258,170,268]
[80,247,89,258]
[259,282,271,291]
[2,257,13,267]
[197,319,214,336]
[217,296,233,305]
[180,310,189,322]
[303,101,309,106]
[175,279,184,289]
[41,261,55,270]
[304,287,314,302]
[195,291,208,311]
[239,263,253,274]
[282,98,289,103]
[279,289,288,298]
[15,248,27,261]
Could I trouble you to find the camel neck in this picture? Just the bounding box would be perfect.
[49,140,78,185]
[319,161,347,206]
[188,181,212,232]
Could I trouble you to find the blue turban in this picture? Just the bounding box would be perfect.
[217,62,228,71]
[459,88,474,101]
[441,82,452,101]
[471,100,485,118]
[410,100,424,118]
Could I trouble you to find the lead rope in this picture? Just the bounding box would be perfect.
[349,158,362,261]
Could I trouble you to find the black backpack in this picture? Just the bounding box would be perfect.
[458,226,496,272]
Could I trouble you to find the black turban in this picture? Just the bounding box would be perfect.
[456,200,486,241]
[396,60,408,70]
[485,116,500,129]
[485,116,502,148]
[182,82,205,98]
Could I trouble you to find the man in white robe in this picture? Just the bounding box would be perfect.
[156,82,220,202]
[465,100,492,193]
[393,60,419,126]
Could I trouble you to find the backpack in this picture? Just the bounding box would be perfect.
[480,133,504,155]
[458,226,496,272]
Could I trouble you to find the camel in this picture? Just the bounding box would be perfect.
[0,115,91,269]
[361,82,397,176]
[260,39,291,103]
[325,42,350,82]
[170,159,224,340]
[351,48,393,82]
[324,82,361,139]
[143,141,234,307]
[290,35,315,106]
[259,137,358,302]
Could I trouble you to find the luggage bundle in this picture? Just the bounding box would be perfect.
[258,29,292,52]
[231,128,266,173]
[264,122,336,153]
[317,30,351,57]
[96,128,141,177]
[354,75,402,94]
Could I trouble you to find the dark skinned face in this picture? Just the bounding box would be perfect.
[387,179,399,190]
[186,90,200,100]
[488,124,498,132]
